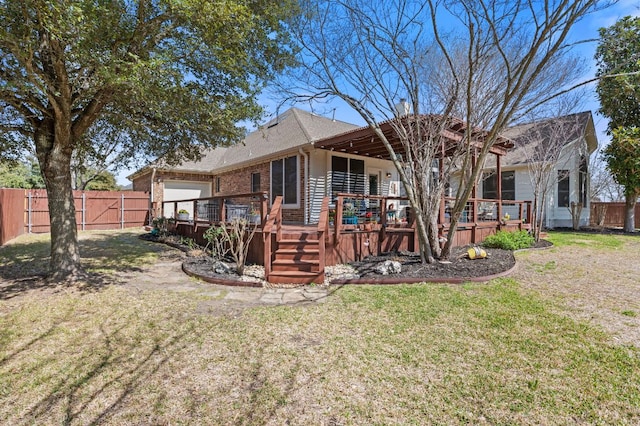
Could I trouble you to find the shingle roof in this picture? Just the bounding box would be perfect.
[486,111,597,168]
[130,108,359,178]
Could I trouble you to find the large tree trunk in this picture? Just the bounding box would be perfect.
[35,122,82,281]
[623,192,637,233]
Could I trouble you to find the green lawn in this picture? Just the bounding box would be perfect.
[0,230,638,424]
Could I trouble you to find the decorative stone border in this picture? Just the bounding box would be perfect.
[330,261,518,285]
[181,262,263,288]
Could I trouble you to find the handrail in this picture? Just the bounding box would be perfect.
[161,191,268,223]
[263,196,282,281]
[335,192,410,201]
[442,196,532,225]
[334,193,410,238]
[317,197,329,275]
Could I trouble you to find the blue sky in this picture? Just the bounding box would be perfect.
[117,1,640,186]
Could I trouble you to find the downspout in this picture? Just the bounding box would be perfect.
[299,148,309,224]
[150,167,156,224]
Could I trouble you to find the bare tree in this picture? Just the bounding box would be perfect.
[590,146,625,202]
[285,0,610,261]
[504,112,589,240]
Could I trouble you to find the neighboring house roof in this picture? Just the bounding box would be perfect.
[492,111,598,168]
[129,108,359,179]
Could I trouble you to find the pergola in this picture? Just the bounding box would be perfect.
[312,115,515,219]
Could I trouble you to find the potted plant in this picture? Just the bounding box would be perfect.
[328,208,336,226]
[248,206,261,224]
[177,209,189,221]
[342,202,358,224]
[364,211,375,231]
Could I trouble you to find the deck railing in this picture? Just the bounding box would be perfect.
[332,193,532,235]
[334,193,413,238]
[441,197,532,226]
[262,195,283,280]
[317,197,330,274]
[161,192,268,228]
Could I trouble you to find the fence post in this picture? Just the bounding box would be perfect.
[121,193,125,229]
[27,191,32,234]
[82,192,86,231]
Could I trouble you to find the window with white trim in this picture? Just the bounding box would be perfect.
[251,172,260,193]
[558,170,570,207]
[271,156,298,205]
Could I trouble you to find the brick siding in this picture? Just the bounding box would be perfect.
[132,154,309,223]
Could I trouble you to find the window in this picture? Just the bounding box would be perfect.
[331,156,365,196]
[215,177,220,193]
[579,156,588,206]
[271,156,298,204]
[501,171,515,200]
[482,171,515,200]
[251,172,260,193]
[558,170,570,207]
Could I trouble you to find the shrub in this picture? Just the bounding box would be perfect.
[203,218,258,274]
[483,230,535,250]
[203,225,230,261]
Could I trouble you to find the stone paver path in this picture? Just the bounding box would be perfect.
[120,250,329,316]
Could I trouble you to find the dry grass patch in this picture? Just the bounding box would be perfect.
[1,229,639,424]
[515,231,640,346]
[1,278,639,424]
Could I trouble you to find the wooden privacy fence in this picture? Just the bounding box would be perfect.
[0,188,150,245]
[589,202,640,229]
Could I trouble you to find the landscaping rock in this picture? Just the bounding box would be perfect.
[375,260,402,275]
[212,260,233,274]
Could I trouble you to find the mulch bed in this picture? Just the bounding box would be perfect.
[143,233,552,285]
[351,247,515,281]
[182,257,263,287]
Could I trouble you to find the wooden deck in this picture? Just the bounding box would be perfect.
[165,192,531,284]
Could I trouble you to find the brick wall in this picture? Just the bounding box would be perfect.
[132,154,309,223]
[215,156,306,223]
[216,163,270,195]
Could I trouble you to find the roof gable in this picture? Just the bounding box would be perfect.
[495,111,597,168]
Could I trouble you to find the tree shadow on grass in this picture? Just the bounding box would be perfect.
[2,306,193,425]
[0,230,175,300]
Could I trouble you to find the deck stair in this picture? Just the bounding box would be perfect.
[268,230,325,284]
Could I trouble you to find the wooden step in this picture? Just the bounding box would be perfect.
[272,259,320,272]
[267,271,325,285]
[274,248,320,261]
[277,239,319,250]
[280,232,319,241]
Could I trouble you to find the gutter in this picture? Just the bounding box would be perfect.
[299,148,309,224]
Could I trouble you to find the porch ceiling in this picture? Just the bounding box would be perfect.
[313,115,513,160]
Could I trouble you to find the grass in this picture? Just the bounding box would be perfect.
[0,229,161,279]
[546,230,629,249]
[0,230,639,424]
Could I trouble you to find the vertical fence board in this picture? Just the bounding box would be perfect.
[0,188,26,245]
[590,202,640,228]
[0,190,150,244]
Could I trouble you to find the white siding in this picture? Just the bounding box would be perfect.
[306,149,397,223]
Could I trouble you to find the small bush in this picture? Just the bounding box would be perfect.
[483,230,535,250]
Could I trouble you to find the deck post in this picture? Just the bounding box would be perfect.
[335,195,343,242]
[261,193,268,225]
[496,154,503,226]
[519,202,524,230]
[193,199,198,229]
